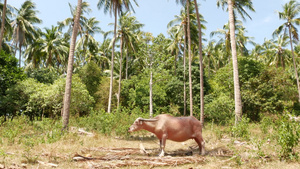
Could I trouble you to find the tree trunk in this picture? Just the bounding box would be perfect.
[187,0,193,116]
[126,53,128,80]
[289,25,300,103]
[62,0,82,131]
[194,0,204,127]
[107,8,118,113]
[149,61,153,118]
[183,21,187,116]
[117,36,124,109]
[0,0,7,51]
[228,0,242,125]
[19,44,22,67]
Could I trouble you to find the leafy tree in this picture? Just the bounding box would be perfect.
[0,51,26,121]
[26,68,59,84]
[3,75,94,121]
[78,61,102,99]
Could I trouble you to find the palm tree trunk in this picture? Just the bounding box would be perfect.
[187,0,193,116]
[194,0,204,127]
[126,53,128,80]
[289,25,300,103]
[0,0,7,51]
[62,0,82,131]
[228,0,242,125]
[107,8,118,113]
[117,36,124,109]
[19,44,22,67]
[183,20,187,116]
[149,57,153,118]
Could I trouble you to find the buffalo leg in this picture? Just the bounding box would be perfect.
[158,134,167,157]
[195,135,205,155]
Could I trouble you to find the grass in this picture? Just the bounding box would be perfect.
[0,115,299,168]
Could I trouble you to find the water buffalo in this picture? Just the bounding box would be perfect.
[128,114,205,157]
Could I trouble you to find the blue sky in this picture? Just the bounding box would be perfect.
[9,0,294,49]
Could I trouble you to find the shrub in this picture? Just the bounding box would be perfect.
[276,115,300,160]
[230,117,250,140]
[3,75,94,119]
[204,93,235,124]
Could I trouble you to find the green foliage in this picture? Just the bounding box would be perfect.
[207,56,297,122]
[0,51,26,118]
[260,115,273,134]
[122,69,170,114]
[73,108,142,137]
[26,68,59,84]
[78,61,102,98]
[3,75,94,119]
[230,117,250,140]
[94,77,118,111]
[204,93,235,123]
[276,115,300,160]
[0,116,64,146]
[242,67,297,120]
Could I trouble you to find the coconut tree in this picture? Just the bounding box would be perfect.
[217,0,254,125]
[75,17,102,64]
[264,35,290,68]
[11,0,41,67]
[97,0,138,113]
[0,1,13,53]
[41,26,69,68]
[58,1,91,35]
[116,12,143,108]
[273,0,300,102]
[62,0,82,131]
[193,0,205,126]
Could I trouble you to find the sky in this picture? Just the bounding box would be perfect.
[8,0,295,50]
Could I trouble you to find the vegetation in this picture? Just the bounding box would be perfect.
[0,0,299,168]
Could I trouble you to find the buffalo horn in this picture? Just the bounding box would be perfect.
[139,118,158,122]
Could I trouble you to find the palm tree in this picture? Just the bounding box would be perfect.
[193,0,204,126]
[75,17,102,64]
[0,0,7,51]
[265,35,290,68]
[11,0,41,67]
[167,10,187,115]
[217,0,254,125]
[115,12,143,108]
[228,0,242,125]
[41,26,69,68]
[58,1,91,35]
[62,0,82,131]
[273,0,300,102]
[97,0,138,113]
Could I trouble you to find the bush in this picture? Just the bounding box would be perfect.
[204,93,235,124]
[78,61,102,98]
[3,75,94,119]
[230,117,250,140]
[276,115,300,160]
[73,107,144,138]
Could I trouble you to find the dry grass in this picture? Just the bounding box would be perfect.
[0,123,299,169]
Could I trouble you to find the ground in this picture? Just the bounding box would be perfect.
[0,124,299,169]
